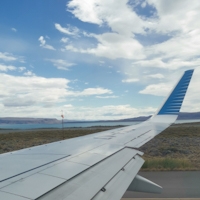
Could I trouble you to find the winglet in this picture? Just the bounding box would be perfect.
[155,69,194,116]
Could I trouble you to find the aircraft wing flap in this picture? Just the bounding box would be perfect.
[93,155,144,200]
[36,148,142,200]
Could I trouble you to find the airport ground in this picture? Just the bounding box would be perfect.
[122,171,200,198]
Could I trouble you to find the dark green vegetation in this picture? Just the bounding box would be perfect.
[142,158,192,170]
[0,123,200,170]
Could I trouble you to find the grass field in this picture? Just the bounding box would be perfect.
[0,123,200,170]
[0,128,107,154]
[142,158,192,170]
[139,123,200,170]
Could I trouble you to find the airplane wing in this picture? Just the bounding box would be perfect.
[0,69,194,200]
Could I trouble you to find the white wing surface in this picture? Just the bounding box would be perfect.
[0,69,194,200]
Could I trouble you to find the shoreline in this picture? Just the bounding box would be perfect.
[0,125,123,134]
[1,121,200,134]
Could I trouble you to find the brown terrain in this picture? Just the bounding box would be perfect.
[139,123,200,170]
[0,123,200,170]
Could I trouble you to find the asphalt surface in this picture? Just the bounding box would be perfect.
[123,171,200,198]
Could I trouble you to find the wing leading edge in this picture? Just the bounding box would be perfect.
[0,69,194,200]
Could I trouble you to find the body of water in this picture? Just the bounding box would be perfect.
[0,119,200,130]
[0,121,139,130]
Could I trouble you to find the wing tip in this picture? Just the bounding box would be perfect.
[156,69,194,116]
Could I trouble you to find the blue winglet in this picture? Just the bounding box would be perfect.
[157,69,194,115]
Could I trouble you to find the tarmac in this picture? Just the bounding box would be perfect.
[122,171,200,199]
[121,198,200,200]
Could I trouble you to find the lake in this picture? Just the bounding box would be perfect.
[0,121,139,130]
[0,119,200,130]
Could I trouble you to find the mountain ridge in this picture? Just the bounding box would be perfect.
[0,112,200,124]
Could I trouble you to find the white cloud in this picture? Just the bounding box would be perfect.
[0,73,70,108]
[69,104,155,120]
[23,70,36,76]
[141,1,147,8]
[67,0,146,35]
[145,34,200,62]
[132,58,200,70]
[64,104,73,108]
[38,36,55,50]
[139,83,172,96]
[0,100,155,120]
[11,28,17,32]
[0,74,112,106]
[0,52,17,62]
[146,0,200,34]
[96,95,118,99]
[18,67,26,72]
[60,37,69,43]
[64,33,145,60]
[74,87,112,96]
[0,64,17,71]
[147,73,164,79]
[0,73,120,119]
[65,0,200,77]
[67,0,103,25]
[64,45,79,52]
[122,78,139,83]
[99,60,105,64]
[47,59,76,70]
[65,0,149,59]
[65,1,199,62]
[87,33,145,59]
[55,23,79,36]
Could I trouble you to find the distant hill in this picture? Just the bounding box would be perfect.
[64,112,200,123]
[0,117,60,124]
[63,116,151,123]
[177,112,200,120]
[0,112,200,124]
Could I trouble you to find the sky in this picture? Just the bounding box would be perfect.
[0,0,200,120]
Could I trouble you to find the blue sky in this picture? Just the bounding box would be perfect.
[0,0,200,120]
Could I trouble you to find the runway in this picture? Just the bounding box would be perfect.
[122,171,200,198]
